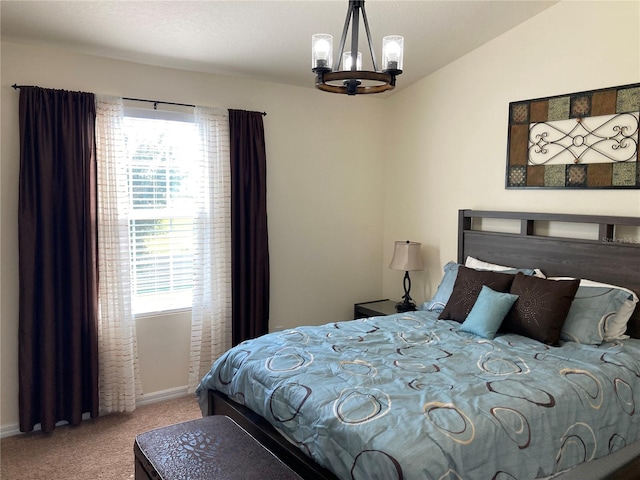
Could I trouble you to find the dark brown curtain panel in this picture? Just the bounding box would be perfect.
[18,87,99,433]
[229,109,270,345]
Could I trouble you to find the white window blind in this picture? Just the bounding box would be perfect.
[123,113,199,314]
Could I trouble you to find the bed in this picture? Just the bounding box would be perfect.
[196,210,640,479]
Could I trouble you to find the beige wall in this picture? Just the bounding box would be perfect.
[382,0,640,304]
[0,43,387,432]
[2,0,639,434]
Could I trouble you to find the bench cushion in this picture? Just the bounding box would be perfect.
[134,415,302,480]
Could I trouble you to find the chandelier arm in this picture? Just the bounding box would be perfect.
[359,4,379,71]
[334,2,354,71]
[349,2,360,71]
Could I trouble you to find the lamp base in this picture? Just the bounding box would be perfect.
[395,299,416,313]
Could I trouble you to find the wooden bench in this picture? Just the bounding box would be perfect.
[134,415,303,480]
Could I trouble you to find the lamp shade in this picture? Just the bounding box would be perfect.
[389,241,423,271]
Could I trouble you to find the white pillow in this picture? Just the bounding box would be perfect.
[549,277,638,341]
[465,256,546,279]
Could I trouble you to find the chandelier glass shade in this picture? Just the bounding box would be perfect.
[311,0,404,95]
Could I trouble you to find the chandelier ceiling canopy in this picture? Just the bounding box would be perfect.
[311,0,404,95]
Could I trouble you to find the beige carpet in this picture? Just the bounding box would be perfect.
[0,395,202,480]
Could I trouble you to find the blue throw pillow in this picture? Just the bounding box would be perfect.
[420,262,459,312]
[460,285,519,339]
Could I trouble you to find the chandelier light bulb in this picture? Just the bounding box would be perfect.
[315,39,330,57]
[386,42,400,60]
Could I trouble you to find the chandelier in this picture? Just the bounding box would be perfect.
[311,0,404,95]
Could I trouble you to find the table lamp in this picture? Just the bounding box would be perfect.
[389,240,423,312]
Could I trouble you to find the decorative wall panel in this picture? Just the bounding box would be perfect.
[506,83,640,189]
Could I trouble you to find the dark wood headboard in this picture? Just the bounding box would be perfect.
[457,210,640,338]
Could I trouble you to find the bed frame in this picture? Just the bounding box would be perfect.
[208,210,640,479]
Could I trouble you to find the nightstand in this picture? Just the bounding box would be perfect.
[354,299,399,319]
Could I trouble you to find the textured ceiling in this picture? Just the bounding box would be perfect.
[1,0,557,94]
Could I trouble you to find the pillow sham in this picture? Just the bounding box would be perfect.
[549,277,639,342]
[420,261,460,312]
[602,288,638,341]
[502,273,580,345]
[464,256,545,278]
[560,285,632,344]
[438,266,516,322]
[460,285,519,339]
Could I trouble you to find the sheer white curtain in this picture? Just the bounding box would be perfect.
[95,95,142,413]
[188,107,232,393]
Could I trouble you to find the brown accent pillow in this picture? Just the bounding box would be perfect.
[438,266,516,322]
[501,273,580,345]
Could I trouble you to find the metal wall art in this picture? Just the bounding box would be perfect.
[506,83,640,189]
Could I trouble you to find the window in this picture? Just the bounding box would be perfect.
[123,111,199,314]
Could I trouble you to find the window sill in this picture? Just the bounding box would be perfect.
[134,307,191,319]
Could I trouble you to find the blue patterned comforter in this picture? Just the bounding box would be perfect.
[196,311,640,480]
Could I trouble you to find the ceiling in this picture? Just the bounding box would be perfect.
[1,0,557,94]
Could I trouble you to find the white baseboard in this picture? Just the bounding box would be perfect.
[0,423,23,439]
[0,385,191,439]
[136,385,191,406]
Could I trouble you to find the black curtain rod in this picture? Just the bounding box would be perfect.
[124,97,267,116]
[12,84,267,116]
[123,96,197,109]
